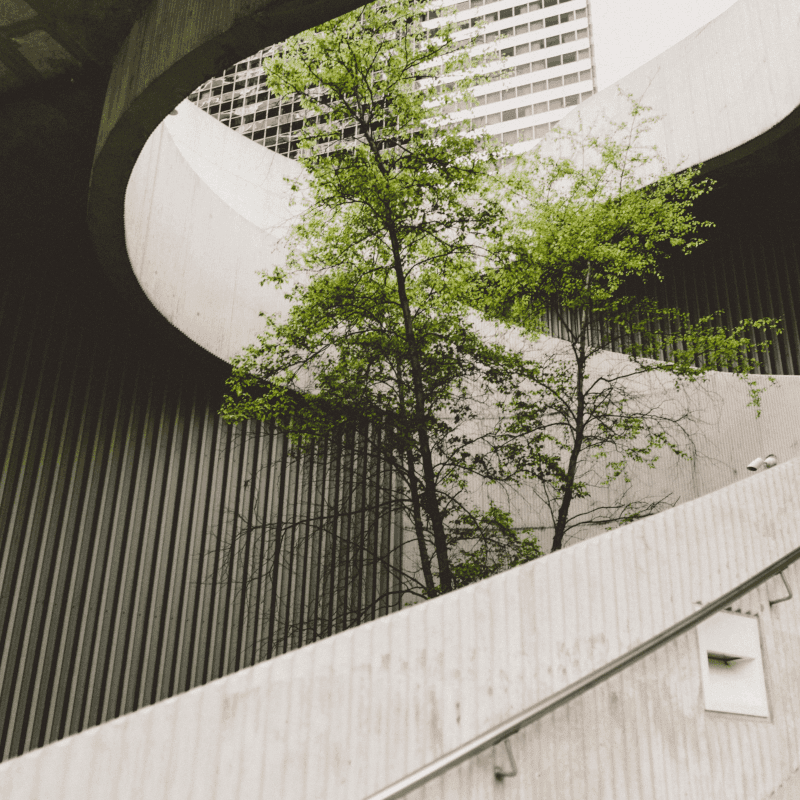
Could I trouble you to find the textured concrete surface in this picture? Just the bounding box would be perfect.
[2,457,800,799]
[560,0,800,175]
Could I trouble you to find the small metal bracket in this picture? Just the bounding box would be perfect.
[769,570,793,607]
[494,738,518,780]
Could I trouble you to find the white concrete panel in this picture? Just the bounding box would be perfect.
[125,100,303,362]
[3,458,800,798]
[561,0,800,174]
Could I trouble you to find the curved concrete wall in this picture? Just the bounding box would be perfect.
[125,100,302,361]
[87,0,366,339]
[561,0,800,174]
[4,457,800,799]
[97,0,800,354]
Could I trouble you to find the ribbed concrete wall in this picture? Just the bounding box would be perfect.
[0,275,405,763]
[545,162,800,376]
[3,458,800,799]
[652,174,800,377]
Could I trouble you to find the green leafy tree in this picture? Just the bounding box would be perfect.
[221,0,545,599]
[478,98,781,551]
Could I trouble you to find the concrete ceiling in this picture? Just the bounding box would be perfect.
[0,0,154,95]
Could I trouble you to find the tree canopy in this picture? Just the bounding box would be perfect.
[222,3,780,598]
[221,0,548,597]
[476,101,781,550]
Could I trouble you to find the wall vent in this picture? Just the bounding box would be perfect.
[698,611,769,717]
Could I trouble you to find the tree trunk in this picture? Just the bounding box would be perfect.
[387,227,454,592]
[552,286,591,552]
[405,450,437,596]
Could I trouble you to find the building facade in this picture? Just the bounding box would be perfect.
[187,0,596,158]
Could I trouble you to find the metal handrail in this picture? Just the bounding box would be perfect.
[364,542,800,800]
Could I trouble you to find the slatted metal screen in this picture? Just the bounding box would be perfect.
[0,274,405,762]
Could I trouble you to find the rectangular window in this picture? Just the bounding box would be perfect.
[503,130,518,143]
[242,113,254,124]
[519,127,533,141]
[485,11,498,22]
[565,94,579,106]
[517,83,531,95]
[247,77,259,87]
[530,19,543,30]
[532,80,547,92]
[530,0,542,7]
[547,55,562,67]
[503,109,517,121]
[253,128,266,140]
[545,15,559,26]
[220,101,232,111]
[533,101,548,114]
[560,11,574,22]
[515,24,529,34]
[279,122,291,133]
[564,73,578,85]
[514,4,528,14]
[517,104,531,117]
[516,43,530,54]
[486,91,501,104]
[532,59,546,71]
[501,27,514,37]
[577,28,588,38]
[531,39,545,50]
[486,30,499,41]
[581,90,594,101]
[546,35,560,47]
[501,47,515,57]
[578,48,590,59]
[486,112,502,124]
[544,0,558,6]
[535,122,550,137]
[471,0,483,5]
[580,68,593,80]
[548,76,563,88]
[472,116,486,128]
[576,7,587,17]
[550,97,564,109]
[266,126,278,137]
[516,63,531,75]
[561,31,575,43]
[563,51,577,63]
[502,87,517,100]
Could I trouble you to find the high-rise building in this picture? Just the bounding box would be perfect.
[187,0,596,158]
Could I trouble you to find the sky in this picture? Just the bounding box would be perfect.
[589,0,738,90]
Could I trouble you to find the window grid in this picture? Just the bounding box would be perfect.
[187,0,595,158]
